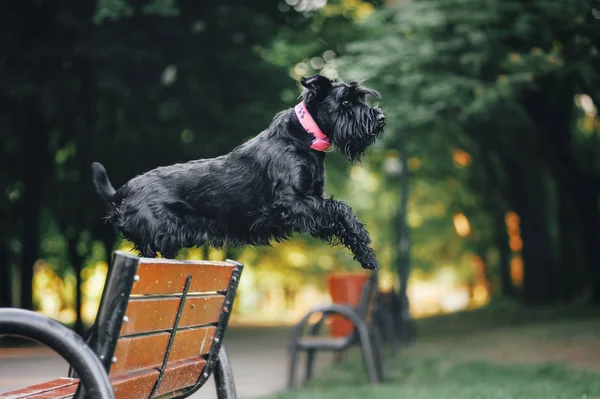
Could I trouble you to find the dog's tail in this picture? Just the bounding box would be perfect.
[91,162,116,202]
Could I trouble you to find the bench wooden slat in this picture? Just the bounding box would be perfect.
[132,260,235,295]
[121,295,224,336]
[12,356,206,399]
[111,367,159,399]
[111,326,216,374]
[16,386,76,399]
[110,332,170,373]
[170,326,215,361]
[155,356,206,397]
[112,357,207,399]
[0,378,77,398]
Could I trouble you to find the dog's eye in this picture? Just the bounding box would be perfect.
[342,100,352,107]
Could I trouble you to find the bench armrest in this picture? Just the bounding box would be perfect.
[0,308,115,399]
[291,303,366,339]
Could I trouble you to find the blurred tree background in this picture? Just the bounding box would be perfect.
[0,0,598,334]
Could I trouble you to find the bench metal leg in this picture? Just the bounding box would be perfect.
[370,327,385,382]
[356,322,380,385]
[214,345,237,399]
[287,342,300,389]
[305,349,317,384]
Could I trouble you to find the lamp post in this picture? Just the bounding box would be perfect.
[384,146,415,344]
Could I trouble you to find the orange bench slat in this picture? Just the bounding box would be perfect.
[132,260,235,295]
[120,295,224,336]
[0,378,77,399]
[110,325,215,374]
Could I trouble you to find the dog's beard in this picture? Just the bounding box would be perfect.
[331,113,384,162]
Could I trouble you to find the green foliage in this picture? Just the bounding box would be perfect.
[141,0,180,18]
[343,0,588,139]
[0,0,297,312]
[94,0,134,24]
[336,0,600,302]
[94,0,180,24]
[2,0,405,317]
[3,0,600,314]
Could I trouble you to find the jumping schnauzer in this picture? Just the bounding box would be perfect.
[92,74,386,269]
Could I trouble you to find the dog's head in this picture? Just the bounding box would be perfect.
[300,74,385,161]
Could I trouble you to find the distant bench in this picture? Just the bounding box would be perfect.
[287,273,389,388]
[0,251,244,399]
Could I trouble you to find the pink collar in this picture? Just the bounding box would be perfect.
[294,102,332,152]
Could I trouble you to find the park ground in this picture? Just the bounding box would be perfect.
[1,303,600,399]
[269,303,600,399]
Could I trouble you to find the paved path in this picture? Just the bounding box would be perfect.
[0,326,326,399]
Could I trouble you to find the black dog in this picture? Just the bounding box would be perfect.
[92,74,385,269]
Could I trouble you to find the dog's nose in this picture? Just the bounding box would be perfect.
[376,113,386,122]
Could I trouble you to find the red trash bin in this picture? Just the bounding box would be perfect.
[326,272,370,337]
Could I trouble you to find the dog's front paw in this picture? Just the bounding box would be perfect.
[356,250,379,270]
[360,257,379,270]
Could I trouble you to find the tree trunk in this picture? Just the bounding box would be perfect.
[518,77,581,304]
[101,235,115,262]
[503,149,557,305]
[514,170,557,304]
[0,239,11,307]
[472,245,492,297]
[19,178,43,310]
[576,183,600,304]
[17,101,48,310]
[396,143,415,343]
[555,181,587,302]
[0,173,14,308]
[67,235,85,334]
[493,212,515,298]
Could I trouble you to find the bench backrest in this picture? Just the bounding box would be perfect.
[81,251,243,399]
[355,272,378,324]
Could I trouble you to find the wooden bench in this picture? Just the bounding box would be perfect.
[286,273,385,388]
[0,251,244,399]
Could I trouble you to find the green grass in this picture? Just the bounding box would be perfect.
[268,303,600,399]
[272,359,600,399]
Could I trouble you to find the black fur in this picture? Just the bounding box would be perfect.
[92,75,385,269]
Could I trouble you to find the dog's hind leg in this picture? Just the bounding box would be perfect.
[139,245,157,258]
[159,236,179,259]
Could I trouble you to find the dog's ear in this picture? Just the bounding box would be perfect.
[301,74,333,103]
